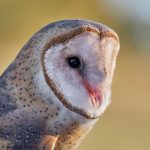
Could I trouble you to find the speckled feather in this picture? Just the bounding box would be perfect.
[0,19,119,150]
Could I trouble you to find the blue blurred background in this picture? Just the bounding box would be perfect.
[0,0,150,149]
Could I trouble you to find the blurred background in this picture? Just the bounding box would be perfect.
[0,0,150,149]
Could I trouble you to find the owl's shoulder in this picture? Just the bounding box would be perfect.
[0,83,17,117]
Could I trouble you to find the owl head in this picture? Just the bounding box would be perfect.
[38,20,119,119]
[10,20,119,120]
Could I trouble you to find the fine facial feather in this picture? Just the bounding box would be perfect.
[0,19,119,149]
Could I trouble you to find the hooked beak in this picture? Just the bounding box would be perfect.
[82,79,102,108]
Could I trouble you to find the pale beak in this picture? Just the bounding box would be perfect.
[82,79,102,108]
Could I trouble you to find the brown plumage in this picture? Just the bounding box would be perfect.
[0,19,120,149]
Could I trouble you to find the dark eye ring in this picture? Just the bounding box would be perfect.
[67,56,82,69]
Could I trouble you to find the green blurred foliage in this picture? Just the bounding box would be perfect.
[0,0,150,150]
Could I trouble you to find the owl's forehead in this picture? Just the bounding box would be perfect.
[43,24,119,56]
[65,32,101,56]
[67,32,100,48]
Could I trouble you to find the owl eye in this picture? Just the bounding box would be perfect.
[67,56,82,69]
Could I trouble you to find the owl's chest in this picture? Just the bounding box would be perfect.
[46,108,85,136]
[44,109,94,149]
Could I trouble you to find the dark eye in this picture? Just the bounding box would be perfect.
[67,56,81,69]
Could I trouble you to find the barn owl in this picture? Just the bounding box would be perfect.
[0,19,119,150]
